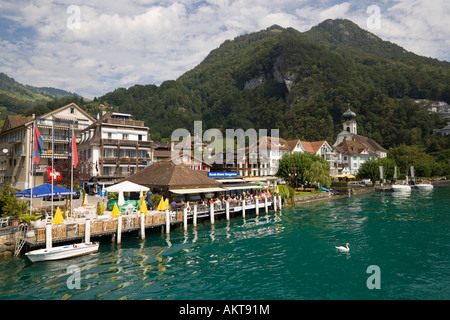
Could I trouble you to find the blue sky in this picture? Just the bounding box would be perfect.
[0,0,448,99]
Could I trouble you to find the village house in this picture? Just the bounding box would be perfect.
[333,108,387,175]
[0,103,95,190]
[77,111,151,193]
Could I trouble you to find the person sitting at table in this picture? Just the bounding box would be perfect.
[170,200,177,211]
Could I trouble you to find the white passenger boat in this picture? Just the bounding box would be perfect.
[391,184,411,192]
[25,242,99,262]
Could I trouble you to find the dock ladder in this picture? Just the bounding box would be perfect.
[14,223,28,257]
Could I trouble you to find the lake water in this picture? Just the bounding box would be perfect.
[0,186,449,300]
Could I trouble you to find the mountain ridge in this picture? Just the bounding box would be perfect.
[96,19,449,151]
[0,72,82,118]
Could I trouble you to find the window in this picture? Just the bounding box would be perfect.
[103,148,118,158]
[119,149,136,158]
[70,107,75,114]
[107,132,112,139]
[122,134,128,140]
[138,135,142,141]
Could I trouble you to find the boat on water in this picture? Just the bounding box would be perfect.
[391,184,411,192]
[25,242,99,262]
[415,182,434,190]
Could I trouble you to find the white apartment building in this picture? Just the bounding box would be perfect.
[0,103,94,190]
[77,112,152,190]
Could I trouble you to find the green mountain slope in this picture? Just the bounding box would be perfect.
[0,72,81,116]
[98,19,450,151]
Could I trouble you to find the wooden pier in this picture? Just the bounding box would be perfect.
[22,197,280,252]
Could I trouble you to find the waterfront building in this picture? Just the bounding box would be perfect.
[123,160,222,201]
[77,111,151,192]
[169,150,212,171]
[151,141,171,162]
[238,136,292,176]
[301,140,339,176]
[0,103,94,189]
[333,108,387,175]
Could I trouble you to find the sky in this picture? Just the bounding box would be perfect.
[0,0,449,99]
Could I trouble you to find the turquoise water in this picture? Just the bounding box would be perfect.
[0,186,449,300]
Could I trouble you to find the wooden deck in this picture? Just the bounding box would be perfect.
[24,200,276,250]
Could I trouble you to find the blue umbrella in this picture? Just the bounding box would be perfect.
[15,184,77,198]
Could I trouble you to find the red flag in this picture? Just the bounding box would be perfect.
[34,125,43,164]
[71,131,78,168]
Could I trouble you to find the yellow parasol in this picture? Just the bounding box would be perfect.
[82,192,88,207]
[111,202,121,218]
[52,207,64,224]
[140,200,148,214]
[157,197,165,211]
[164,198,169,210]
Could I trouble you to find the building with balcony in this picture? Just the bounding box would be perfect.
[301,140,339,176]
[0,103,95,189]
[77,112,152,192]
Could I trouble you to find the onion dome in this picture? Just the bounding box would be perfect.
[342,108,356,120]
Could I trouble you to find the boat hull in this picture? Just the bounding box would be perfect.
[25,242,99,262]
[415,184,433,189]
[392,184,411,192]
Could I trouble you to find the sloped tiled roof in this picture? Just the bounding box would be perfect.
[301,140,326,154]
[123,161,220,189]
[1,115,32,132]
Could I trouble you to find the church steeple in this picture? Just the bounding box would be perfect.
[342,105,357,135]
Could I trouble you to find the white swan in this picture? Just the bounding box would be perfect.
[335,243,350,252]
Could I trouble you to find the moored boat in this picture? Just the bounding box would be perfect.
[25,242,99,262]
[415,182,434,190]
[391,184,411,192]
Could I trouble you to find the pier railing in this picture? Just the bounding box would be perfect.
[25,196,279,248]
[31,211,181,245]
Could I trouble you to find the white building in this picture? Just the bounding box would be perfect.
[0,103,95,190]
[78,112,151,189]
[333,108,387,175]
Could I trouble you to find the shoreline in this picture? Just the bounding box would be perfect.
[1,183,448,259]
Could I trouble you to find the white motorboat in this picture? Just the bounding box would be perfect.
[415,182,434,190]
[391,184,411,192]
[25,242,99,262]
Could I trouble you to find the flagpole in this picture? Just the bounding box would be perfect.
[30,116,35,216]
[70,122,74,218]
[51,118,54,218]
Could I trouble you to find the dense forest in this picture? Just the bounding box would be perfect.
[8,19,450,161]
[96,20,449,152]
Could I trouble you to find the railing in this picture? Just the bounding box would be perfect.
[104,118,145,127]
[102,139,151,148]
[32,212,176,243]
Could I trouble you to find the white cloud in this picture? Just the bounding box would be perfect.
[319,2,351,20]
[0,0,448,99]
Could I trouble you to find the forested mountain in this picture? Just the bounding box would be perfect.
[0,72,81,117]
[95,20,449,153]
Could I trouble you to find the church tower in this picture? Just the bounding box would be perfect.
[342,107,357,135]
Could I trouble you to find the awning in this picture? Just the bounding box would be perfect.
[222,185,264,191]
[169,187,226,194]
[332,174,356,179]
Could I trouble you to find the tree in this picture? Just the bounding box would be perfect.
[357,158,396,182]
[0,183,28,217]
[304,161,332,188]
[387,144,434,173]
[276,152,329,187]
